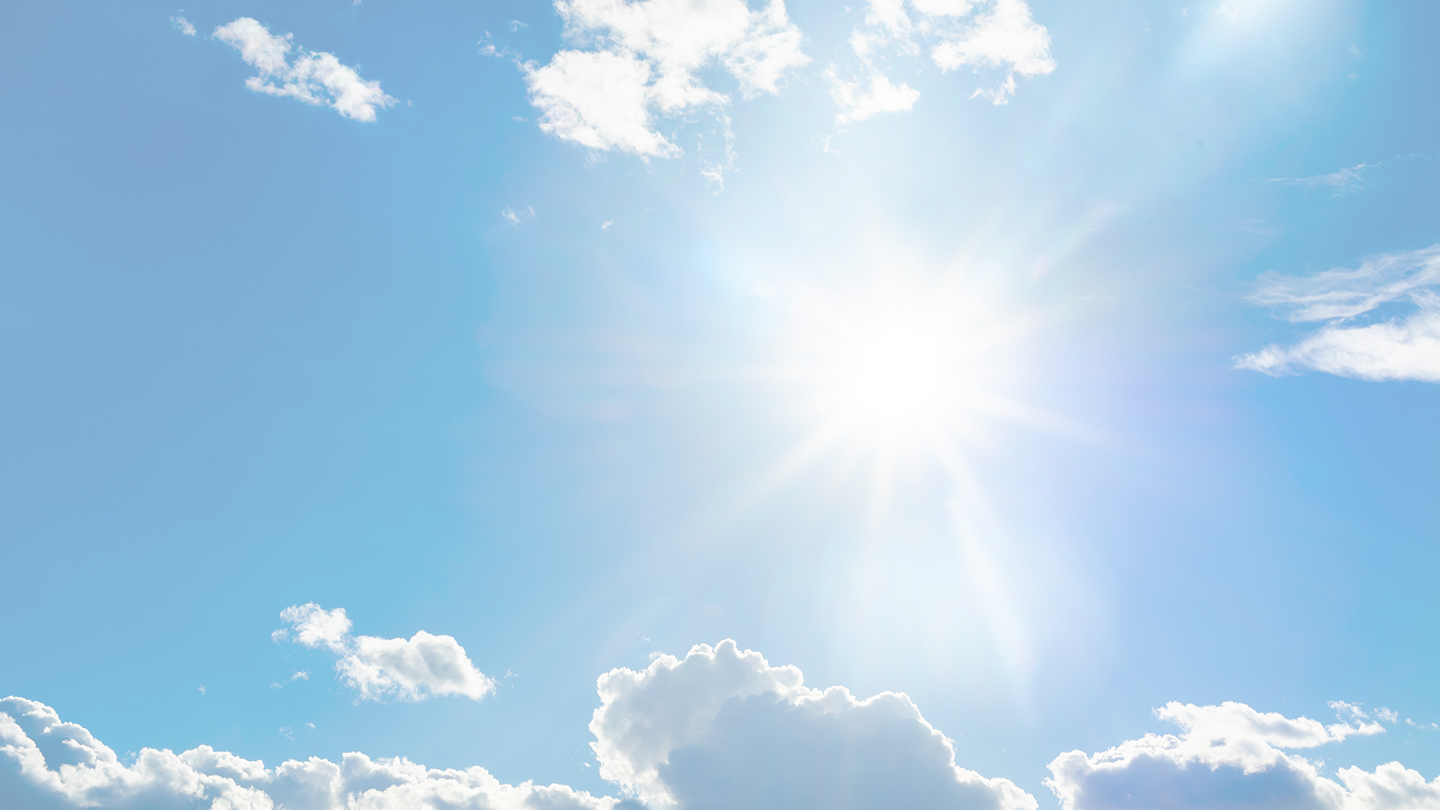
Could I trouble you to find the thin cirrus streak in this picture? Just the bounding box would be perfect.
[1268,162,1372,195]
[1236,244,1440,382]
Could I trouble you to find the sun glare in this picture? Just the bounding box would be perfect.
[824,306,964,438]
[772,274,1026,495]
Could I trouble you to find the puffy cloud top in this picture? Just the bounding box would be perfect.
[590,639,1039,810]
[0,696,615,810]
[5,672,1440,810]
[1044,701,1436,810]
[1,639,1039,810]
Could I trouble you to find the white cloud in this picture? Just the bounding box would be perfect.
[1376,708,1399,723]
[4,642,1033,810]
[213,18,396,122]
[1247,246,1440,323]
[502,205,537,225]
[827,69,920,124]
[276,602,352,648]
[524,0,808,158]
[832,0,1054,117]
[1270,162,1370,195]
[930,0,1055,83]
[25,646,1440,810]
[590,639,1038,810]
[0,696,617,810]
[172,15,197,36]
[1236,244,1440,382]
[1044,701,1440,810]
[274,603,495,702]
[1236,309,1440,382]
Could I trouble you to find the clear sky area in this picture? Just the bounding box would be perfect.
[3,1,1440,809]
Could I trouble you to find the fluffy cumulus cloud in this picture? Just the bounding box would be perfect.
[11,645,1440,810]
[524,0,808,157]
[1,640,1035,810]
[0,696,616,810]
[273,603,495,702]
[1236,244,1440,382]
[831,0,1054,120]
[1045,701,1440,810]
[213,18,396,122]
[589,639,1038,810]
[826,69,921,124]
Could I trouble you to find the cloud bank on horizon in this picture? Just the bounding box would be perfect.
[1237,244,1440,383]
[4,640,1437,810]
[272,603,496,702]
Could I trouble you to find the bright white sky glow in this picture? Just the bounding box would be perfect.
[763,270,1046,514]
[4,1,1440,809]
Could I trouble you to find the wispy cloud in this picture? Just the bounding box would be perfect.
[1236,244,1440,382]
[502,205,536,225]
[171,15,196,36]
[213,18,396,122]
[1269,161,1371,195]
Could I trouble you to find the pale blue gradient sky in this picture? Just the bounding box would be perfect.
[2,0,1439,805]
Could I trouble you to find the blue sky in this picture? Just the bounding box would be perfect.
[3,0,1440,808]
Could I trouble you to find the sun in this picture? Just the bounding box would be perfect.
[822,304,965,438]
[747,269,1046,687]
[767,272,1028,501]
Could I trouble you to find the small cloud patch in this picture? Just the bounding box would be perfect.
[273,603,495,702]
[213,18,396,121]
